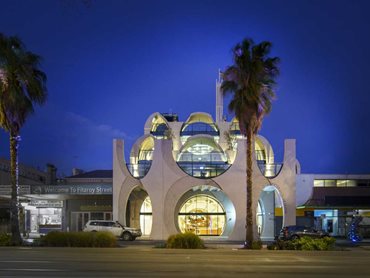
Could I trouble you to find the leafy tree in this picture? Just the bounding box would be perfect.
[221,38,279,248]
[0,34,47,245]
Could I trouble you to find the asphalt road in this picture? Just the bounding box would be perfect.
[1,247,370,277]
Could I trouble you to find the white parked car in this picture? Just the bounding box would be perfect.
[83,220,142,241]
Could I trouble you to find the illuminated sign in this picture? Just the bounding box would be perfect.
[30,185,112,195]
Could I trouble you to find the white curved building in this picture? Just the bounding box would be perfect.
[113,80,298,241]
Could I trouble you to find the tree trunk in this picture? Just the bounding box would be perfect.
[10,134,22,245]
[245,128,254,248]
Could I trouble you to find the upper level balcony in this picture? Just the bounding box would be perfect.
[176,136,230,179]
[126,160,152,179]
[180,122,219,137]
[257,161,283,178]
[177,161,230,179]
[150,123,168,138]
[127,136,154,179]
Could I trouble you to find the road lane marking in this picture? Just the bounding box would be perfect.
[0,261,51,263]
[1,269,63,272]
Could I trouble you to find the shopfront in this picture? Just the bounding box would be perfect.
[24,200,63,234]
[22,184,113,234]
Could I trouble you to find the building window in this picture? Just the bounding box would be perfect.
[314,179,370,187]
[177,137,230,178]
[314,180,324,187]
[178,195,226,236]
[140,197,152,236]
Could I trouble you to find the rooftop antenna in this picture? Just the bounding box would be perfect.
[216,69,223,123]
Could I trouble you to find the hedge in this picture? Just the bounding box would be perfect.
[0,233,11,246]
[40,231,117,247]
[267,236,336,251]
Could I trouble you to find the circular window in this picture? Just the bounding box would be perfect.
[176,137,231,178]
[178,195,226,236]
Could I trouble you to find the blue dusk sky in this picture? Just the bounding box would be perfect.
[0,0,369,176]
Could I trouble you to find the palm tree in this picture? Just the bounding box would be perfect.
[221,38,279,248]
[0,34,47,245]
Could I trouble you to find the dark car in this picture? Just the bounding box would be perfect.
[278,225,329,240]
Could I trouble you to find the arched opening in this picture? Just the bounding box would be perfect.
[127,136,154,178]
[126,187,152,236]
[176,186,235,237]
[229,117,242,138]
[176,136,231,178]
[150,114,170,139]
[257,185,284,240]
[255,138,267,163]
[180,112,219,143]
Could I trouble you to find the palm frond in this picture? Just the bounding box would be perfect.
[221,37,280,135]
[0,33,47,134]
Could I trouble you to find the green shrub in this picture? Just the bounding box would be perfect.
[269,237,336,251]
[298,236,336,251]
[251,240,263,250]
[267,243,277,250]
[166,232,204,249]
[41,231,117,247]
[0,233,11,246]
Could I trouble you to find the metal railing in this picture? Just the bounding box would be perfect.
[150,123,168,136]
[229,122,241,135]
[257,162,283,178]
[126,161,152,179]
[255,150,266,161]
[177,161,230,179]
[180,123,219,136]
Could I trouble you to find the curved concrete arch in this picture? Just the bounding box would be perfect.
[256,184,285,239]
[177,134,226,156]
[175,190,236,237]
[229,117,240,132]
[160,138,188,178]
[185,112,215,125]
[129,134,155,163]
[117,177,144,226]
[181,112,218,133]
[256,135,275,164]
[113,139,131,177]
[144,112,170,135]
[252,179,293,237]
[163,176,222,236]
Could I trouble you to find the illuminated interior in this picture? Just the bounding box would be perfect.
[177,137,230,178]
[180,113,219,143]
[140,196,152,236]
[257,185,284,240]
[178,194,226,236]
[127,136,154,178]
[150,114,169,139]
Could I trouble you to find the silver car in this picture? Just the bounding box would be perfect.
[83,220,142,241]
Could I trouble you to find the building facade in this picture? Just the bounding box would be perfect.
[0,162,113,234]
[113,80,299,241]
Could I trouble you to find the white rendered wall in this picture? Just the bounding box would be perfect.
[113,119,297,241]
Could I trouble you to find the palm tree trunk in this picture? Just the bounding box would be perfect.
[10,133,22,245]
[245,127,253,248]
